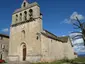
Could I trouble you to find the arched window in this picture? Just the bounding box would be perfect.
[20,13,22,21]
[36,33,40,40]
[29,9,33,19]
[24,11,27,21]
[36,36,39,40]
[29,9,33,13]
[21,30,25,40]
[0,54,2,60]
[23,2,26,7]
[16,14,18,22]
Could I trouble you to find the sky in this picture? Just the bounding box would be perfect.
[69,32,85,55]
[0,0,85,36]
[0,0,85,55]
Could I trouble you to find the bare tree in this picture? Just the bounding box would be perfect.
[71,17,85,45]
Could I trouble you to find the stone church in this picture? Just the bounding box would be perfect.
[8,0,76,62]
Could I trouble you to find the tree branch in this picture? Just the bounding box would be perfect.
[76,17,83,30]
[72,23,80,27]
[73,27,80,29]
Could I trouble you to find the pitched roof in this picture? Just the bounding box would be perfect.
[41,29,68,43]
[57,36,68,42]
[0,34,9,38]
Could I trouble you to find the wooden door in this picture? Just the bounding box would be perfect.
[23,45,26,61]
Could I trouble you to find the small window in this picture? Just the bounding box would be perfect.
[29,9,33,13]
[36,36,39,40]
[23,2,26,7]
[20,13,22,21]
[16,15,18,21]
[36,33,40,40]
[24,11,27,20]
[21,30,25,39]
[29,9,33,20]
[24,11,27,14]
[0,54,2,60]
[20,13,22,15]
[0,37,3,40]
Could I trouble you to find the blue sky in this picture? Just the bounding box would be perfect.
[69,32,85,55]
[0,0,85,36]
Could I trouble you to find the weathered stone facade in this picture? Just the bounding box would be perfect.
[8,0,76,62]
[0,34,9,60]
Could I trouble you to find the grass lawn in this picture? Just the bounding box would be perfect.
[32,57,85,64]
[32,60,69,64]
[73,57,85,62]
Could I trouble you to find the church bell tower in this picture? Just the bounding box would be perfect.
[8,0,43,62]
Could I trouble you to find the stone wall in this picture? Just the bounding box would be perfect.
[41,34,64,62]
[63,38,76,59]
[41,34,76,62]
[0,35,9,60]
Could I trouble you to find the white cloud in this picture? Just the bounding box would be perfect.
[70,12,84,20]
[73,38,84,44]
[2,28,9,32]
[62,35,66,36]
[62,12,85,24]
[61,19,72,24]
[73,46,85,53]
[64,19,71,24]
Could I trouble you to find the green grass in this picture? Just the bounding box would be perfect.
[32,57,85,64]
[1,57,85,64]
[32,61,63,64]
[73,57,85,62]
[32,60,67,64]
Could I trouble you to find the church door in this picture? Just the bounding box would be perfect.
[23,45,26,61]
